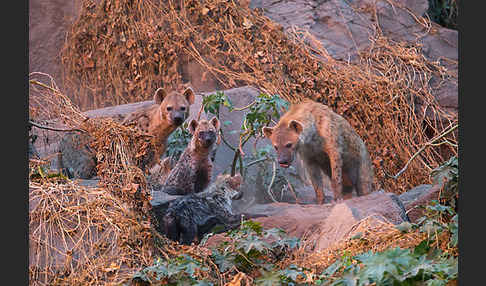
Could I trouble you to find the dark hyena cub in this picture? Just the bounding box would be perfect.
[160,117,221,195]
[161,174,244,245]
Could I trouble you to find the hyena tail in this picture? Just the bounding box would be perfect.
[163,213,179,242]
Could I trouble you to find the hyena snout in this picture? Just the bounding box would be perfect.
[170,111,186,126]
[277,152,293,168]
[198,131,216,147]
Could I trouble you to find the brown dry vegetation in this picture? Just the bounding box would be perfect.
[28,0,458,284]
[58,0,457,194]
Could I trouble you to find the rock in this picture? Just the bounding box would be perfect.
[399,183,442,223]
[206,190,409,250]
[58,132,97,179]
[29,0,83,91]
[250,0,457,112]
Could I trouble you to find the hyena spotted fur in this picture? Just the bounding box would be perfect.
[263,99,374,204]
[160,174,244,245]
[122,86,195,166]
[160,117,221,195]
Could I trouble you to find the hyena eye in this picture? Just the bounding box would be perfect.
[180,106,186,111]
[285,143,292,148]
[166,106,172,111]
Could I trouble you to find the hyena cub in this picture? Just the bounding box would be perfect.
[161,174,244,245]
[160,117,221,195]
[263,99,374,204]
[122,86,195,164]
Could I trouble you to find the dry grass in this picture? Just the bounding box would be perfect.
[28,0,459,284]
[29,178,153,285]
[29,74,160,285]
[283,215,457,280]
[60,0,457,194]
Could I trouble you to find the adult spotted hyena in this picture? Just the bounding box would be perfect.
[263,99,374,204]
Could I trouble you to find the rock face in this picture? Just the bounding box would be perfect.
[250,0,457,113]
[29,0,83,88]
[58,132,97,179]
[206,190,410,250]
[29,0,457,114]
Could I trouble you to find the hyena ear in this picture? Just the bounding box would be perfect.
[288,120,303,134]
[210,117,221,144]
[228,174,242,189]
[182,87,195,105]
[154,88,167,105]
[262,126,274,138]
[210,117,220,130]
[188,119,198,134]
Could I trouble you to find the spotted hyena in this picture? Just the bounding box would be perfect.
[122,86,195,164]
[159,117,221,195]
[160,174,244,245]
[263,99,374,204]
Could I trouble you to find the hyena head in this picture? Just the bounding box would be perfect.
[154,87,195,127]
[262,119,303,168]
[209,173,243,201]
[188,117,221,149]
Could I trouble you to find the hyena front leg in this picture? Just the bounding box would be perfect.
[305,162,326,204]
[180,220,198,245]
[327,149,344,202]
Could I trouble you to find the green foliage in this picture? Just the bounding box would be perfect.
[133,220,303,285]
[314,199,459,286]
[241,93,289,138]
[165,122,192,161]
[200,91,289,177]
[415,200,457,242]
[427,0,458,30]
[210,220,301,274]
[315,246,457,286]
[132,254,213,285]
[430,156,458,208]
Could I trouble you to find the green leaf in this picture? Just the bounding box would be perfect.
[194,281,214,286]
[238,234,270,254]
[395,222,413,233]
[255,270,283,286]
[426,279,447,286]
[322,260,343,277]
[414,239,432,256]
[281,264,306,281]
[211,249,235,273]
[448,214,458,247]
[350,232,363,240]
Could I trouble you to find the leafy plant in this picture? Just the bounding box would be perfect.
[132,254,213,285]
[210,220,300,274]
[165,122,192,162]
[430,156,458,209]
[315,246,457,286]
[200,91,289,177]
[133,220,303,285]
[427,0,458,30]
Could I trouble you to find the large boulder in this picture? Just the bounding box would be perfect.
[206,190,409,250]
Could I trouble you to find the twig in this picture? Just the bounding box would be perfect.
[285,177,300,204]
[29,120,87,133]
[266,161,278,203]
[386,124,458,180]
